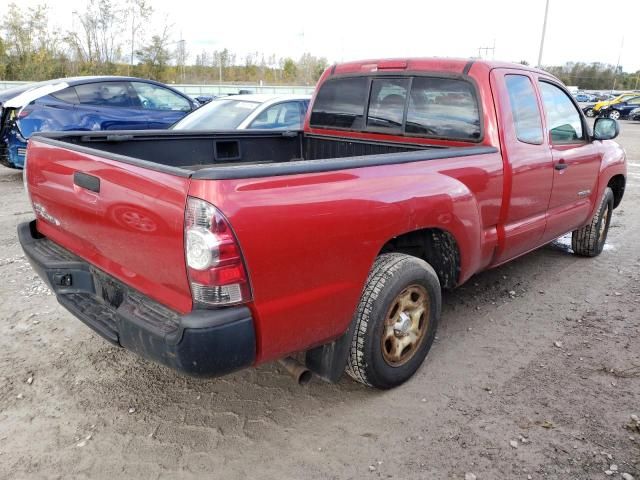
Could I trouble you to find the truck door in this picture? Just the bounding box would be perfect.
[490,69,554,265]
[537,80,602,241]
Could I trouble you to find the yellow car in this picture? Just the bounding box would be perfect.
[583,94,638,117]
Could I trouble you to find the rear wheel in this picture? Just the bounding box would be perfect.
[608,110,621,120]
[346,253,441,389]
[572,187,614,257]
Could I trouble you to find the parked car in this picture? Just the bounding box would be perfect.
[599,96,640,119]
[19,58,626,389]
[173,94,311,131]
[593,92,616,102]
[193,95,217,105]
[630,107,640,121]
[582,93,638,117]
[574,93,594,102]
[0,76,198,168]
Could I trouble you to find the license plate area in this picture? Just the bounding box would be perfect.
[91,267,126,309]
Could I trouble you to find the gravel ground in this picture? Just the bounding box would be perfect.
[1,122,639,480]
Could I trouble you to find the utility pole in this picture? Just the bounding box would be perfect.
[129,6,135,76]
[176,37,186,82]
[537,0,550,67]
[477,44,495,59]
[612,35,624,92]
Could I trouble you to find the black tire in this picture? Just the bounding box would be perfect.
[608,110,621,120]
[346,253,441,389]
[571,187,614,257]
[585,108,595,118]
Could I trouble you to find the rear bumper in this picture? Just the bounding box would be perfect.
[18,220,256,377]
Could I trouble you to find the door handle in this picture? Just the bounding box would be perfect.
[74,172,100,193]
[554,161,568,171]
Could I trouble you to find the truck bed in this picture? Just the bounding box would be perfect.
[33,130,497,180]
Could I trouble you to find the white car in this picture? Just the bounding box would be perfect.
[172,94,311,131]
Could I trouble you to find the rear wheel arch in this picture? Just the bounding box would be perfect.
[304,227,461,383]
[379,227,461,289]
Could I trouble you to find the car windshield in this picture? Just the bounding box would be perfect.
[172,99,260,130]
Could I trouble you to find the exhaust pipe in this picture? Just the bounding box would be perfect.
[278,357,312,385]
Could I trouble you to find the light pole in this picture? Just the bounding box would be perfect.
[611,36,624,92]
[537,0,550,68]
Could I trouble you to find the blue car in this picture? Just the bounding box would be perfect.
[0,76,198,169]
[598,95,640,120]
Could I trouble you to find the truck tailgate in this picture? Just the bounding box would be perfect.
[25,137,193,313]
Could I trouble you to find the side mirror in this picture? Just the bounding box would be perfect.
[593,117,619,141]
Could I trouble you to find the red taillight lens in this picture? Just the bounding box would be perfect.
[185,197,252,307]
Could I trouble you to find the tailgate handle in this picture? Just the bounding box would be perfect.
[74,172,100,193]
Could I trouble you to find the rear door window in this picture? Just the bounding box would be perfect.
[367,78,409,131]
[406,77,481,140]
[309,77,369,129]
[50,87,80,104]
[310,75,481,141]
[504,75,543,144]
[75,82,138,108]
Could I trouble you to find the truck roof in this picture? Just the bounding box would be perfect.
[329,57,553,79]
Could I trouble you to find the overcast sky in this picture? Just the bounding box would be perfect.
[39,0,640,72]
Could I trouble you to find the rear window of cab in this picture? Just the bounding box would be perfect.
[309,75,482,142]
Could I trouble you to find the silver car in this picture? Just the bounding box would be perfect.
[173,94,311,131]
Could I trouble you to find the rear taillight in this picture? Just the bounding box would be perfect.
[184,197,252,307]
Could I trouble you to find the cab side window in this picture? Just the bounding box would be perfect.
[539,82,584,144]
[75,82,138,108]
[505,75,543,144]
[250,101,303,129]
[130,82,192,112]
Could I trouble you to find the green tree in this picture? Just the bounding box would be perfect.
[2,2,64,79]
[282,58,297,82]
[136,26,172,81]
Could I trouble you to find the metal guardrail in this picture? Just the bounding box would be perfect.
[0,80,315,96]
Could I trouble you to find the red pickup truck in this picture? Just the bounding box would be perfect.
[19,58,626,389]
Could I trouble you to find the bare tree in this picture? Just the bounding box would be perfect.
[66,0,124,70]
[126,0,152,74]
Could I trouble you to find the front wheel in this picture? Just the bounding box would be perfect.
[346,253,441,389]
[608,110,621,120]
[585,108,595,117]
[572,187,614,257]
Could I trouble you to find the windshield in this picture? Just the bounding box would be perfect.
[172,98,259,130]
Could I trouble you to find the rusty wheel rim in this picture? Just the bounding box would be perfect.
[381,285,430,367]
[599,204,611,243]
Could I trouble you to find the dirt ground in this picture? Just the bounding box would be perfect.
[1,122,639,480]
